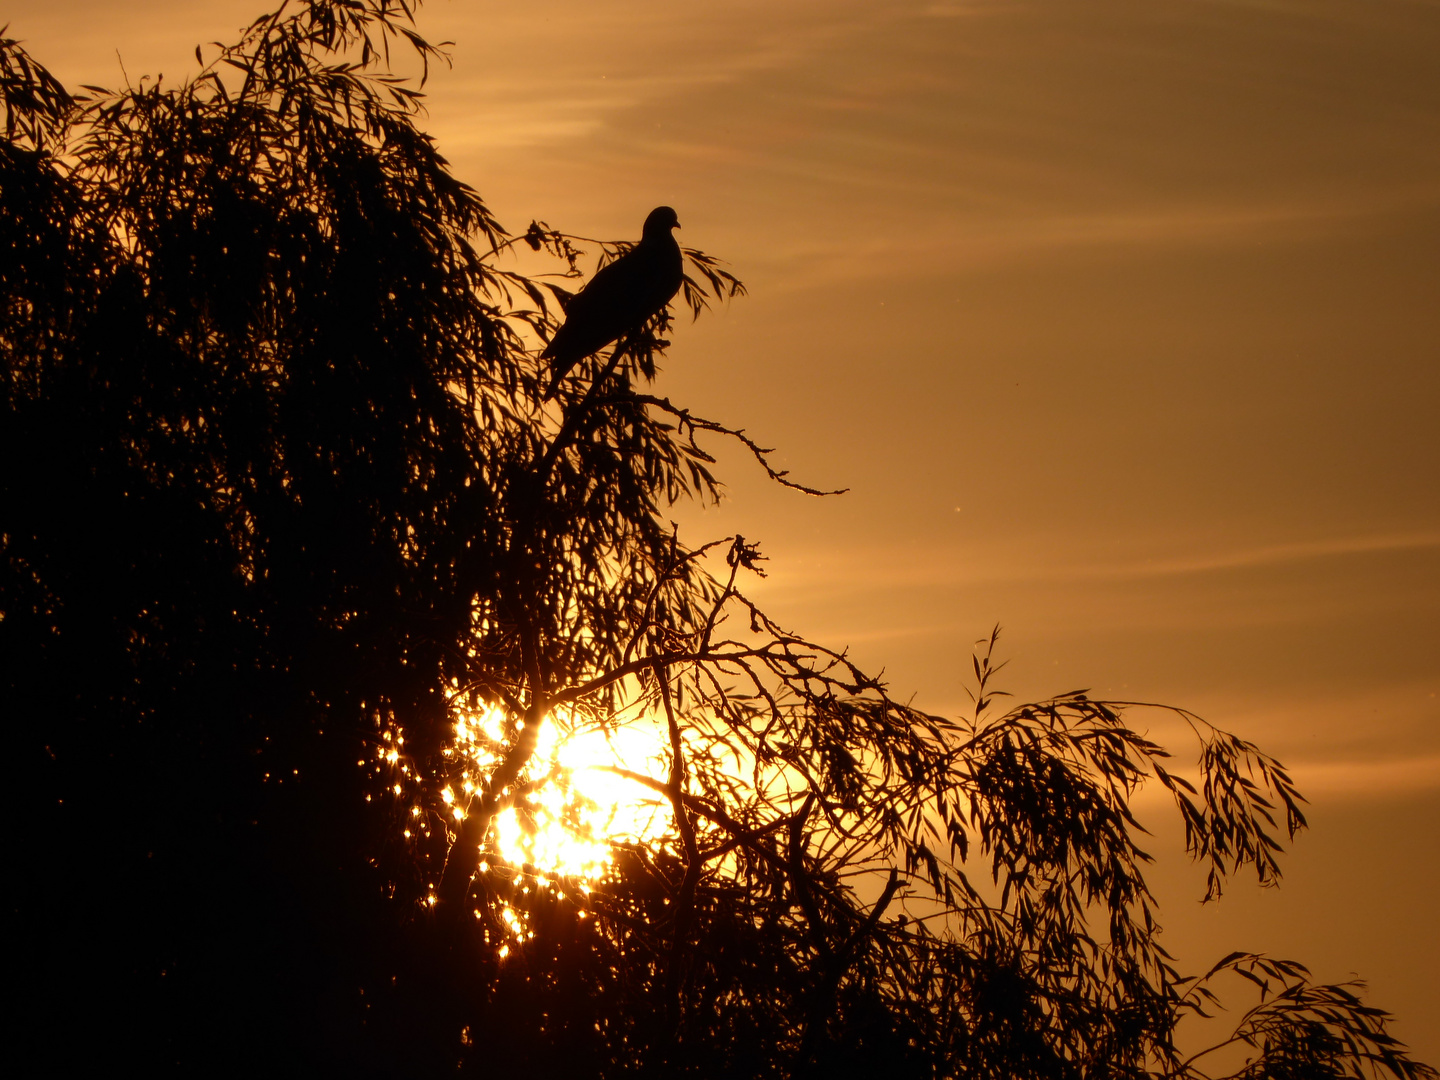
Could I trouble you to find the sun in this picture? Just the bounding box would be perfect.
[369,700,698,950]
[445,705,674,881]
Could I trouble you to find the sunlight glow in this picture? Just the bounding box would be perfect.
[368,700,683,951]
[450,705,671,880]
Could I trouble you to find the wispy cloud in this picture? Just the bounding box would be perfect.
[1128,753,1440,808]
[750,529,1440,597]
[1275,754,1440,797]
[1106,530,1440,579]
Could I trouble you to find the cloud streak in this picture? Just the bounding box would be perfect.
[749,529,1440,597]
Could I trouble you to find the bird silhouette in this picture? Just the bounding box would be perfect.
[542,206,683,399]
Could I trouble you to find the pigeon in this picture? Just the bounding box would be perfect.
[542,206,684,399]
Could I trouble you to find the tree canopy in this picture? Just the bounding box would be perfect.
[1,2,1433,1076]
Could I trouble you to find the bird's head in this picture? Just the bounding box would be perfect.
[642,205,681,240]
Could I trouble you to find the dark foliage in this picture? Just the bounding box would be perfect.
[1,4,1431,1077]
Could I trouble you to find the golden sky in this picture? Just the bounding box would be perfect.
[13,0,1439,1057]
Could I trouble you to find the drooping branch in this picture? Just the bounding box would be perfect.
[631,393,849,497]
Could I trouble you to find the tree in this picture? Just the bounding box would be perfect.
[1,3,1432,1076]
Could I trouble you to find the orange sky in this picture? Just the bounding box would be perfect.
[13,0,1438,1058]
